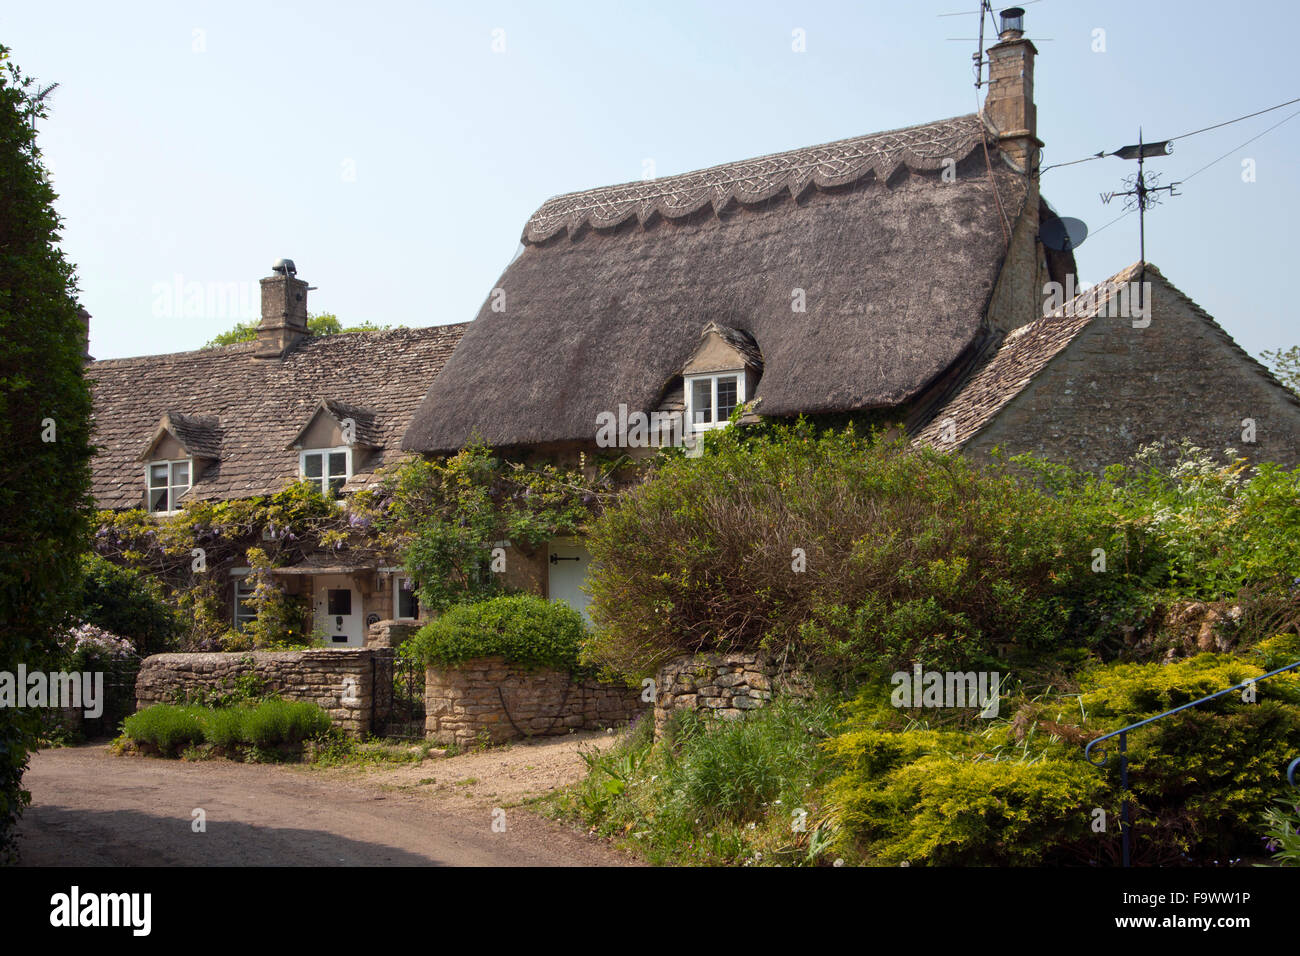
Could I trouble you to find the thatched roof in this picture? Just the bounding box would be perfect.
[403,114,1028,452]
[89,325,465,509]
[911,261,1300,450]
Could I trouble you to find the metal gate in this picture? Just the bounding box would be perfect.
[374,651,425,740]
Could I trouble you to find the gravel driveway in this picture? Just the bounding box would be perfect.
[15,733,636,867]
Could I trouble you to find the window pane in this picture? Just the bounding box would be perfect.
[328,452,347,477]
[149,463,169,488]
[692,379,713,424]
[327,476,345,496]
[172,461,189,486]
[716,376,738,421]
[327,589,352,615]
[148,487,169,512]
[303,453,322,478]
[397,579,419,619]
[234,581,256,631]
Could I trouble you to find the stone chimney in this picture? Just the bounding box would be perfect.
[77,306,93,362]
[983,7,1041,173]
[254,258,309,359]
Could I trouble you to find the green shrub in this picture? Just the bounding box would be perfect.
[1252,632,1300,672]
[825,655,1300,865]
[1018,443,1300,602]
[79,554,182,656]
[197,707,246,748]
[0,44,97,861]
[125,700,331,753]
[409,594,589,671]
[240,699,331,746]
[122,705,205,753]
[1077,655,1300,860]
[585,421,1139,679]
[827,747,1105,866]
[389,442,615,613]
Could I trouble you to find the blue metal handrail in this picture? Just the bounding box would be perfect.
[1083,658,1300,867]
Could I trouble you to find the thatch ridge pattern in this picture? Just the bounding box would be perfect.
[524,115,989,242]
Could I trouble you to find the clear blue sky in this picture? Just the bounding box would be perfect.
[5,0,1298,362]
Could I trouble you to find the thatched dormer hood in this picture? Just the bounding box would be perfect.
[403,113,1030,452]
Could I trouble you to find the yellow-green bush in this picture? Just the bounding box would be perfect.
[824,655,1300,865]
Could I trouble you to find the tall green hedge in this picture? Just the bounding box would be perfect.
[0,46,94,861]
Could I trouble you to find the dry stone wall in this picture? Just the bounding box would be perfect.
[424,656,646,746]
[653,651,810,736]
[135,649,391,736]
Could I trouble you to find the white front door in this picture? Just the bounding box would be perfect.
[314,575,363,647]
[547,539,593,624]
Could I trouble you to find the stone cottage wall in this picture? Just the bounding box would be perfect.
[966,272,1300,471]
[653,651,811,736]
[135,649,389,736]
[424,656,646,746]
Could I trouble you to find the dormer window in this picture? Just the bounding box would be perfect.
[288,399,379,498]
[678,323,761,436]
[300,447,351,497]
[137,411,219,513]
[687,372,744,431]
[147,459,191,513]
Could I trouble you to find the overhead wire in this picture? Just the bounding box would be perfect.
[1040,94,1300,175]
[1090,105,1300,239]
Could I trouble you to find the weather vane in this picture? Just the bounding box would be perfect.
[1100,130,1181,303]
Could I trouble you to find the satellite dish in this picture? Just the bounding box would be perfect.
[1039,216,1088,252]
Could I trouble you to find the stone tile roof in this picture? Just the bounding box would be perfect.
[88,325,467,510]
[140,411,223,461]
[912,263,1145,450]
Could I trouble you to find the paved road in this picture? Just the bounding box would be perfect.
[16,745,632,867]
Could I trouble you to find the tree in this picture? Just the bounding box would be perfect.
[1261,345,1300,395]
[79,554,182,657]
[0,45,94,860]
[203,312,392,348]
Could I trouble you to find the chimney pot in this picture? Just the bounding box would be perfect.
[999,7,1025,39]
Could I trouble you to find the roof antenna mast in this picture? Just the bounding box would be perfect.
[974,1,993,87]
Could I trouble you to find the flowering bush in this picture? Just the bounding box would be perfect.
[62,623,135,665]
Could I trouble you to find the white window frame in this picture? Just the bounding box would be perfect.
[299,446,352,497]
[233,575,257,632]
[684,371,745,433]
[392,575,420,621]
[145,458,192,514]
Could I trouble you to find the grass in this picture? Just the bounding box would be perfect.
[306,737,435,768]
[544,697,842,866]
